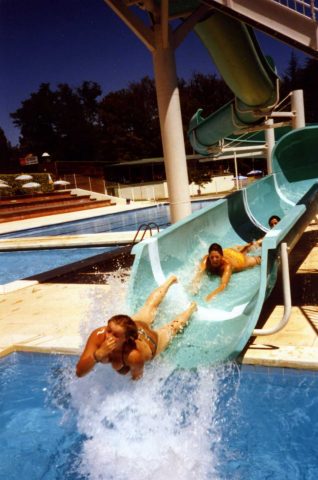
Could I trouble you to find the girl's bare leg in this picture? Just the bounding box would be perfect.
[245,256,261,268]
[132,275,178,325]
[156,302,197,355]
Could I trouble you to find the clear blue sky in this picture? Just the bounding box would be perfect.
[0,0,309,146]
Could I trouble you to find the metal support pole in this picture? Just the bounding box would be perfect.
[291,90,305,129]
[265,118,275,174]
[234,152,239,190]
[152,23,191,223]
[252,243,292,336]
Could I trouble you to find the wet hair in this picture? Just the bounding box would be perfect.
[108,315,138,341]
[208,243,223,256]
[206,243,223,274]
[268,215,281,227]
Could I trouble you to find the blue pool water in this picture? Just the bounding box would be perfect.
[0,202,212,285]
[1,352,317,480]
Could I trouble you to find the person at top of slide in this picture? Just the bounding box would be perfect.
[233,215,282,254]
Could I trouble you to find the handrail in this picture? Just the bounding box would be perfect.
[132,222,160,244]
[274,0,318,21]
[252,242,292,336]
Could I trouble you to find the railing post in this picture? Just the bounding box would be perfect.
[252,243,292,336]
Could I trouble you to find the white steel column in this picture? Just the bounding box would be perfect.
[265,118,275,174]
[291,90,305,129]
[233,152,239,190]
[152,23,191,223]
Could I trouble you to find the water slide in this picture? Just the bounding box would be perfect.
[188,11,279,155]
[127,126,318,368]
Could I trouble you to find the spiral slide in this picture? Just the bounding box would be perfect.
[127,127,318,368]
[188,11,279,155]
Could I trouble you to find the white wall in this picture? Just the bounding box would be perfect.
[116,176,235,201]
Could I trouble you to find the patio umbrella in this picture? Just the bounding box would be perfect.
[53,180,70,186]
[0,183,12,188]
[15,174,33,181]
[22,182,41,189]
[247,169,262,176]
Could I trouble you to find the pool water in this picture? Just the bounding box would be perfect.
[0,201,212,285]
[1,352,318,480]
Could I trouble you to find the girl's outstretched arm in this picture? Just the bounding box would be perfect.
[205,264,232,302]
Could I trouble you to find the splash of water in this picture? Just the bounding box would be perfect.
[68,362,228,480]
[65,269,239,480]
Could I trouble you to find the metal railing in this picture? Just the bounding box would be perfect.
[273,0,318,20]
[253,243,292,336]
[133,222,160,243]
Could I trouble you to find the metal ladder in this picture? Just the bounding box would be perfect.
[132,222,160,244]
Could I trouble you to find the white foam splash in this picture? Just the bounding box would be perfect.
[69,362,223,480]
[68,270,233,480]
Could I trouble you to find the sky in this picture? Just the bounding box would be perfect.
[0,0,310,146]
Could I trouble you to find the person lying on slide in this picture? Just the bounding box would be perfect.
[191,243,261,302]
[76,275,197,381]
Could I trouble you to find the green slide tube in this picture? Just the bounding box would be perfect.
[127,127,318,368]
[188,11,279,155]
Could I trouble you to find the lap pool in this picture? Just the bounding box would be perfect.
[0,202,212,285]
[1,352,317,480]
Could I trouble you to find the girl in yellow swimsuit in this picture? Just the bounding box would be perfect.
[191,242,261,302]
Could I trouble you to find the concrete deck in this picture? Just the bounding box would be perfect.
[0,210,317,370]
[0,229,159,250]
[241,220,318,370]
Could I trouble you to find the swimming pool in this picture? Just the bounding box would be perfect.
[1,352,317,480]
[0,201,212,285]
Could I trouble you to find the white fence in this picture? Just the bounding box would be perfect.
[117,176,235,201]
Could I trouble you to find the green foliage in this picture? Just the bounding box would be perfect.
[6,58,318,174]
[188,165,212,187]
[0,127,14,171]
[179,72,232,152]
[299,58,318,123]
[11,81,102,162]
[281,53,318,123]
[8,74,233,167]
[99,77,162,162]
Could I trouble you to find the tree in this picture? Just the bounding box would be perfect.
[179,72,232,153]
[99,77,162,163]
[11,83,58,157]
[299,58,318,123]
[54,81,102,161]
[11,81,102,162]
[280,51,303,99]
[0,127,14,172]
